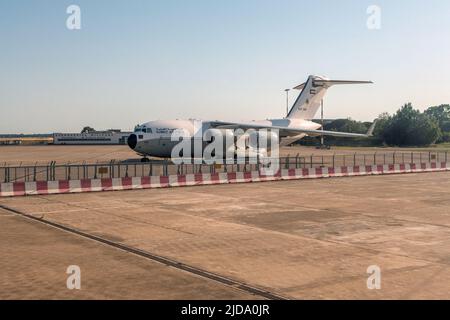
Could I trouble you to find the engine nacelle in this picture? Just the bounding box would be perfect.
[203,129,236,159]
[202,128,279,160]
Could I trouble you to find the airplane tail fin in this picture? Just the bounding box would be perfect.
[287,75,373,120]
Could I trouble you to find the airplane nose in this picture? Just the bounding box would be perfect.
[127,134,137,149]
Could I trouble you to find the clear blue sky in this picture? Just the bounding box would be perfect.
[1,0,450,133]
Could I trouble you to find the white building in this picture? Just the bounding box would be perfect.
[53,130,132,145]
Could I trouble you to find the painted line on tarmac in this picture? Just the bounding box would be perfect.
[0,203,291,300]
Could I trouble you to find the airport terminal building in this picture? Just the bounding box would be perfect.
[53,130,132,145]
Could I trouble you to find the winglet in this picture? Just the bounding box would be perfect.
[366,119,377,137]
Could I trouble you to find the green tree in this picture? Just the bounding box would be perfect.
[81,126,95,133]
[425,104,450,126]
[382,103,440,146]
[372,112,391,143]
[324,118,368,133]
[425,105,450,141]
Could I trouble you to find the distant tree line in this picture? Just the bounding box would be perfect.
[81,126,96,133]
[300,103,450,147]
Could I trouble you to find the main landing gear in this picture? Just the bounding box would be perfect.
[140,157,150,163]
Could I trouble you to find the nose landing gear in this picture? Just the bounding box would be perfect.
[140,157,150,163]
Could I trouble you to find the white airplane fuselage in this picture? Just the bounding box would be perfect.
[128,118,321,158]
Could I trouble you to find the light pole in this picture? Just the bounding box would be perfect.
[284,89,290,117]
[320,99,324,146]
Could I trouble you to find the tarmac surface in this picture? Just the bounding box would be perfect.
[0,145,444,165]
[0,208,256,299]
[1,171,450,299]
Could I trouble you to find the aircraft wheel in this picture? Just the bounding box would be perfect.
[140,157,150,163]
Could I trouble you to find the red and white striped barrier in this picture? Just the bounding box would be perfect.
[1,162,449,197]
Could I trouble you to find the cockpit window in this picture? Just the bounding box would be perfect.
[134,125,152,133]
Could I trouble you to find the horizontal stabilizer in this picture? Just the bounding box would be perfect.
[293,79,373,90]
[288,75,373,120]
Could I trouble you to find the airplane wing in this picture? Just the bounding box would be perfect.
[209,120,377,139]
[280,134,307,146]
